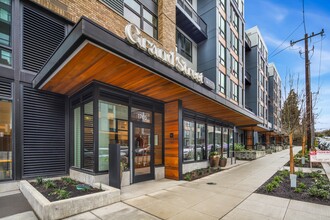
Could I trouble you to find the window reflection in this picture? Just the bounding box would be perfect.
[0,100,12,180]
[99,101,129,171]
[183,120,194,162]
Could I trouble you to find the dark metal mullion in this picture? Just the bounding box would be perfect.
[194,121,196,161]
[80,103,84,169]
[93,89,99,173]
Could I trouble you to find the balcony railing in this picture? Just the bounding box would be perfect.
[177,0,207,36]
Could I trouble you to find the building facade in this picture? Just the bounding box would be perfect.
[0,0,263,186]
[268,63,282,144]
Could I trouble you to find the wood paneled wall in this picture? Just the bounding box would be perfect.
[246,130,253,150]
[164,100,182,180]
[266,133,270,146]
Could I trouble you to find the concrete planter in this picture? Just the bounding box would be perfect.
[20,180,120,220]
[234,151,266,160]
[274,146,283,152]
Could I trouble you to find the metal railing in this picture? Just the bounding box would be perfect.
[177,0,207,36]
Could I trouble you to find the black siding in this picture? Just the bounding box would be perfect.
[22,6,66,73]
[0,80,12,99]
[22,86,66,177]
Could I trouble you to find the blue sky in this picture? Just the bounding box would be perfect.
[245,0,330,131]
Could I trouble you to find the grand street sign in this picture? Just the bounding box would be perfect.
[125,24,215,90]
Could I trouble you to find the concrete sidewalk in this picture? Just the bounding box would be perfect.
[3,147,330,219]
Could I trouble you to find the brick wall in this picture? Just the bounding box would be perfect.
[30,0,176,51]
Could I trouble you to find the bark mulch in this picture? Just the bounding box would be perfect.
[256,171,330,206]
[31,179,103,202]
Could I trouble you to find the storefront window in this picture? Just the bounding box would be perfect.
[183,120,194,162]
[196,123,206,161]
[154,112,163,165]
[0,100,12,180]
[73,107,81,168]
[215,126,221,153]
[207,125,214,157]
[228,128,234,157]
[83,102,94,170]
[223,127,228,158]
[131,107,152,123]
[99,100,129,172]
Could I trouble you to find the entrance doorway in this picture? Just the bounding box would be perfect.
[132,123,154,183]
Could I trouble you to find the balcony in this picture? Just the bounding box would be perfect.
[245,33,251,51]
[245,70,251,85]
[176,0,207,43]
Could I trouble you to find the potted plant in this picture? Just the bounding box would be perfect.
[209,151,220,168]
[219,146,227,167]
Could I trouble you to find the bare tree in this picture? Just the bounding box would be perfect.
[281,72,303,175]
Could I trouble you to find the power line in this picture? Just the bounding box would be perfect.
[270,45,291,58]
[317,35,324,91]
[269,22,303,56]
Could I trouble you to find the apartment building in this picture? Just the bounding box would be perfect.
[243,26,283,148]
[268,63,282,144]
[0,0,262,186]
[244,26,271,147]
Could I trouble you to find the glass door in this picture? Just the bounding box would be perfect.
[133,123,154,182]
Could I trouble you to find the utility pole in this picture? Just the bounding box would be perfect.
[290,29,324,150]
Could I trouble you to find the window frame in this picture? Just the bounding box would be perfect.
[0,0,12,67]
[176,30,193,62]
[219,15,226,39]
[124,0,158,39]
[219,71,226,94]
[219,43,226,67]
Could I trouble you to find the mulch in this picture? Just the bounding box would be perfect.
[256,171,330,206]
[284,161,323,168]
[31,180,103,202]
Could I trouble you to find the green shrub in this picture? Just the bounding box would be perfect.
[265,183,275,192]
[273,175,283,183]
[52,187,71,200]
[36,177,43,185]
[279,170,290,177]
[298,182,307,189]
[295,170,305,178]
[43,180,56,189]
[265,180,280,192]
[308,186,329,199]
[61,177,77,185]
[309,171,322,179]
[184,173,192,181]
[234,143,245,152]
[294,187,303,193]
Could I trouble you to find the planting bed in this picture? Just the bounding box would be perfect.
[256,170,330,206]
[183,167,221,181]
[31,178,103,202]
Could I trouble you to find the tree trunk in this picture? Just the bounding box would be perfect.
[289,133,295,174]
[302,135,306,157]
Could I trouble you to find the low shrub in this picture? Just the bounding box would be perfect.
[51,187,71,200]
[61,177,77,185]
[234,143,245,152]
[298,182,307,189]
[308,186,329,199]
[273,175,283,183]
[265,180,280,192]
[279,169,290,177]
[294,187,303,193]
[309,170,322,179]
[36,176,43,185]
[43,180,56,189]
[184,173,192,181]
[295,170,305,178]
